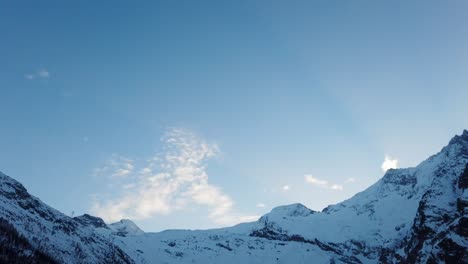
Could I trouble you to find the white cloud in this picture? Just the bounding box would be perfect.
[256,203,266,208]
[345,177,356,183]
[24,69,50,80]
[91,128,257,226]
[304,175,344,191]
[112,168,132,178]
[37,69,50,78]
[115,160,134,177]
[140,167,152,175]
[381,155,398,172]
[282,185,291,191]
[94,155,134,178]
[330,184,343,191]
[304,175,328,186]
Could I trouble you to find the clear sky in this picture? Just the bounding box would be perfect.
[1,0,468,231]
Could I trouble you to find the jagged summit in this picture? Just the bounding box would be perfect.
[449,129,468,144]
[0,170,26,190]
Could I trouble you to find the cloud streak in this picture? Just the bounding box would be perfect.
[37,69,50,78]
[91,128,258,226]
[93,155,134,179]
[304,175,344,191]
[24,69,50,80]
[345,177,356,183]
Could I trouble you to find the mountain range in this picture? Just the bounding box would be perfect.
[1,131,468,263]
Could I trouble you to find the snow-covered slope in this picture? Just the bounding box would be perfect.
[0,171,136,264]
[1,130,468,263]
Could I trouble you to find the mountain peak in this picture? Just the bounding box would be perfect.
[448,129,468,146]
[109,219,144,236]
[0,171,31,201]
[261,203,315,221]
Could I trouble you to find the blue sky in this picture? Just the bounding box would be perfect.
[1,0,468,231]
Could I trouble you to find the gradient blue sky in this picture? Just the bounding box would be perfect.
[1,0,468,231]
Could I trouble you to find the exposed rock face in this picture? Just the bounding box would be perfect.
[245,131,468,263]
[384,130,468,263]
[0,217,58,264]
[74,214,109,229]
[459,164,468,189]
[381,169,417,186]
[1,130,468,263]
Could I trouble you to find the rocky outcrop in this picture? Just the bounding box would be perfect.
[459,164,468,189]
[388,134,468,263]
[74,214,109,229]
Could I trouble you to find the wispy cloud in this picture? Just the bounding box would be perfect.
[112,157,134,178]
[381,155,398,172]
[37,69,50,78]
[24,69,50,80]
[345,177,356,183]
[93,155,134,178]
[330,184,343,191]
[304,175,328,186]
[256,203,266,208]
[91,128,258,226]
[282,185,291,191]
[304,175,344,191]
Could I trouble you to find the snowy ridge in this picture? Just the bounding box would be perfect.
[1,130,468,263]
[109,219,144,237]
[0,172,136,264]
[105,130,468,263]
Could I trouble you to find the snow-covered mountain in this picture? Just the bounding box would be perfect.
[1,131,468,263]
